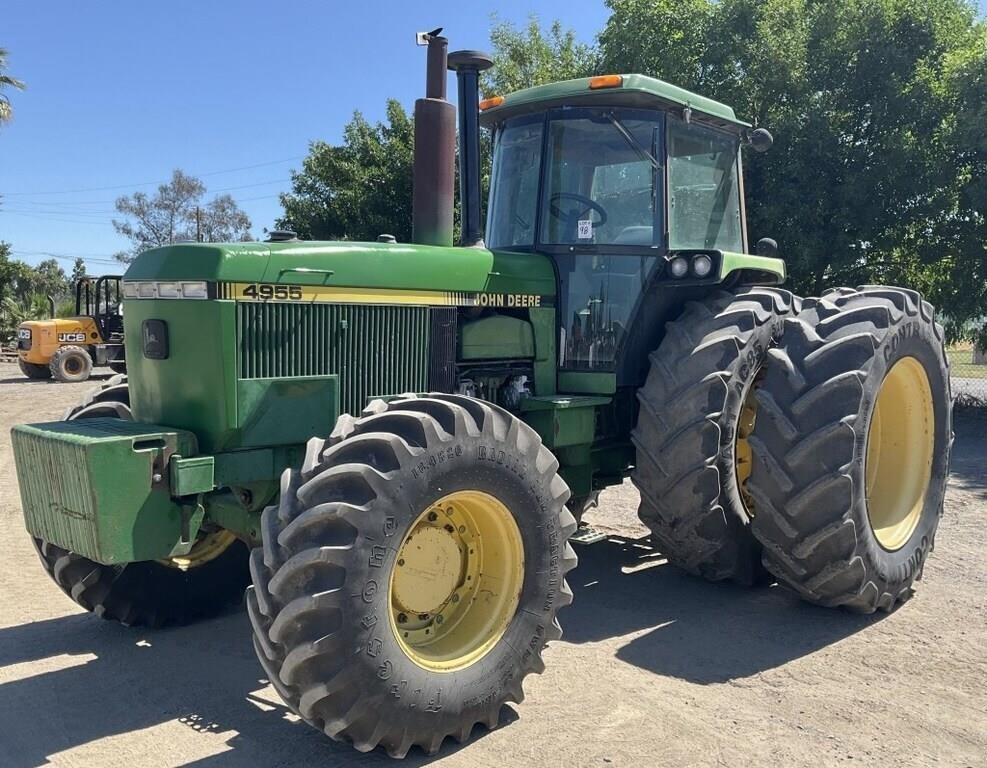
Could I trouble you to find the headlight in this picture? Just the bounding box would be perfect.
[669,257,689,279]
[692,254,714,278]
[181,281,208,299]
[122,280,209,299]
[156,282,180,298]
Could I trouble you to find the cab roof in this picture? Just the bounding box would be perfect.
[478,74,749,132]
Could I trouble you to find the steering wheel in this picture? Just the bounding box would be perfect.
[549,192,608,227]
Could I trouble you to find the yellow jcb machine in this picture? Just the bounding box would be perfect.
[16,275,126,382]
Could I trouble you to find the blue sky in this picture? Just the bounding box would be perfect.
[1,1,609,275]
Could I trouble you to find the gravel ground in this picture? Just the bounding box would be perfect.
[0,361,984,768]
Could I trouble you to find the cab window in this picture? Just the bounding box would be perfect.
[667,119,744,252]
[486,117,543,249]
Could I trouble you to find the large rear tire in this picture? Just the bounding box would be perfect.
[632,288,798,584]
[31,379,251,627]
[748,286,952,613]
[246,394,577,758]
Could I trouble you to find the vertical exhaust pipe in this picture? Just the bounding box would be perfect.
[412,31,456,247]
[448,50,493,247]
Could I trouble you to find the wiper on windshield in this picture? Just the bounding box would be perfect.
[606,112,661,171]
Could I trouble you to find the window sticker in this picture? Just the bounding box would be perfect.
[577,219,593,239]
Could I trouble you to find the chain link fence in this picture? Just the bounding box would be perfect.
[950,345,987,409]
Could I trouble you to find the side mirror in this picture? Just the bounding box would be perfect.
[756,237,779,257]
[750,128,774,153]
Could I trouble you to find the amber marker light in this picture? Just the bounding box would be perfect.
[479,95,504,110]
[589,75,623,89]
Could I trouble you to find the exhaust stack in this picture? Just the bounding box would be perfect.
[411,31,456,247]
[448,50,494,247]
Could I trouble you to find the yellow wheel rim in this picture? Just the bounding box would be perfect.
[389,490,524,673]
[865,357,935,551]
[735,374,761,517]
[159,530,238,571]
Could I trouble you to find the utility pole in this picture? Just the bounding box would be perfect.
[196,206,202,242]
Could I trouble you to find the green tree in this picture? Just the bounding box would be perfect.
[485,16,598,95]
[0,47,25,126]
[0,242,34,300]
[113,170,252,262]
[30,258,70,299]
[71,257,87,283]
[278,100,414,242]
[600,0,987,339]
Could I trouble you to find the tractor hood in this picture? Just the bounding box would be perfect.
[124,241,556,298]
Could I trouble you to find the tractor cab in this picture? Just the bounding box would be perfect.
[480,75,776,381]
[76,274,125,344]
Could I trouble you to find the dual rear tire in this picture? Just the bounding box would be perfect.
[632,287,798,584]
[635,285,951,614]
[747,287,951,612]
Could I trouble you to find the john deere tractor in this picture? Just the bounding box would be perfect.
[16,274,126,382]
[11,31,951,758]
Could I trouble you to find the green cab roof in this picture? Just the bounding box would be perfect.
[479,74,749,131]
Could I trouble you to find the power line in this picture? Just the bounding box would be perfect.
[1,156,303,197]
[0,211,116,226]
[12,250,122,266]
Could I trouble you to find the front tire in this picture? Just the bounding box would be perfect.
[632,288,798,584]
[49,345,92,382]
[748,286,952,613]
[246,394,577,757]
[31,378,250,626]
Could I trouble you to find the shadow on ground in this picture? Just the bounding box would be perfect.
[950,410,987,500]
[0,373,113,386]
[0,536,883,767]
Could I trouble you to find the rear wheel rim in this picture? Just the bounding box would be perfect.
[865,357,935,551]
[735,371,762,517]
[389,490,524,672]
[65,356,83,374]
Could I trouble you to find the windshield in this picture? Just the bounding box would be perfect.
[667,118,743,252]
[540,110,662,246]
[486,109,663,250]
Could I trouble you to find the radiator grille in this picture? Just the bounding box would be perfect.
[237,303,431,414]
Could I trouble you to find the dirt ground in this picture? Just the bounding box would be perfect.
[0,361,984,768]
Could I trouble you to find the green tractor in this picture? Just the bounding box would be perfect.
[11,31,951,758]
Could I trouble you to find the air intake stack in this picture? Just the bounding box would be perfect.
[411,31,456,247]
[448,49,494,247]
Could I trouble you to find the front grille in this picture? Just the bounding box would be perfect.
[237,303,432,414]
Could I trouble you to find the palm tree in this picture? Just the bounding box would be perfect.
[0,47,25,125]
[0,294,48,343]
